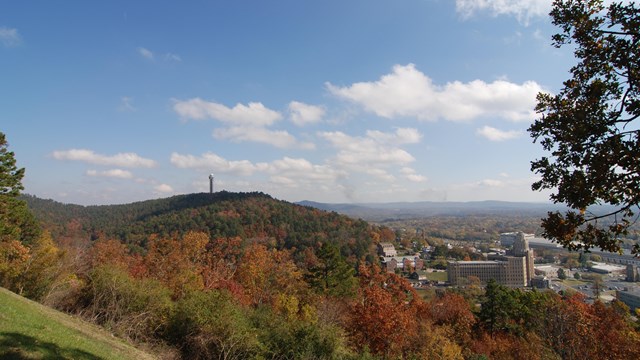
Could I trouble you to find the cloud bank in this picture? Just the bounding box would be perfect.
[288,101,325,126]
[455,0,550,25]
[476,126,522,141]
[86,169,134,179]
[173,98,282,126]
[327,64,542,122]
[52,149,157,168]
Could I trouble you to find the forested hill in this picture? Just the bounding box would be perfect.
[21,191,376,258]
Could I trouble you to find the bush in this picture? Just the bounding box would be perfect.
[84,265,173,342]
[251,306,351,360]
[168,290,260,360]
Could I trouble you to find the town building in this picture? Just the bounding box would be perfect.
[590,263,625,274]
[627,264,639,282]
[616,289,640,313]
[448,232,534,287]
[500,232,534,247]
[377,242,397,257]
[382,255,423,272]
[534,265,558,278]
[530,276,550,289]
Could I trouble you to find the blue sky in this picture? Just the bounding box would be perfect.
[2,0,574,205]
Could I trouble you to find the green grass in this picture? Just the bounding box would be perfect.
[424,271,448,282]
[561,278,588,287]
[0,287,155,360]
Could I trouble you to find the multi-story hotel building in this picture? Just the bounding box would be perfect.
[448,232,534,287]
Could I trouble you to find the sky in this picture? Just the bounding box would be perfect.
[1,0,577,206]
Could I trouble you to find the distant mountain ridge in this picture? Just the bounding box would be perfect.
[296,200,572,221]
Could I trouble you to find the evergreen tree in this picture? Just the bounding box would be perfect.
[557,268,567,280]
[0,132,40,245]
[306,242,356,297]
[479,279,519,336]
[0,132,25,197]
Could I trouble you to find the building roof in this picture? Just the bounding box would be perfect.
[590,262,625,273]
[382,255,419,263]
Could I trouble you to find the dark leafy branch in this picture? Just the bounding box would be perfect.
[529,0,640,254]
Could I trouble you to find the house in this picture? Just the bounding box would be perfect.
[378,242,397,257]
[382,255,422,273]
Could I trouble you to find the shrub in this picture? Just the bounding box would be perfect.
[168,290,260,360]
[84,265,173,341]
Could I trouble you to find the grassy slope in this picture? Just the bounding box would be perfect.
[0,287,155,360]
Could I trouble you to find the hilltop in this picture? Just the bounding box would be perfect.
[22,191,376,258]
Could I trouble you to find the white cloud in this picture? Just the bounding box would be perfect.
[476,125,522,141]
[366,128,422,144]
[401,167,428,182]
[52,149,157,168]
[118,96,136,112]
[213,126,315,149]
[154,183,174,193]
[170,152,341,187]
[86,169,134,179]
[455,0,550,25]
[170,152,266,176]
[173,98,282,127]
[267,157,340,183]
[288,101,325,126]
[479,179,505,187]
[164,53,182,62]
[319,130,416,166]
[138,47,182,62]
[174,99,314,149]
[327,64,542,122]
[138,47,154,60]
[365,168,395,182]
[271,176,297,186]
[0,27,21,47]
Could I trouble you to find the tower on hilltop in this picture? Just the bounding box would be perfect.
[209,174,214,194]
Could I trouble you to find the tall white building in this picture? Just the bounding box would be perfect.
[500,232,534,247]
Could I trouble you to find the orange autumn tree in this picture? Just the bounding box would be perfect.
[0,238,30,290]
[201,236,242,289]
[589,300,640,359]
[428,291,476,347]
[144,231,209,298]
[348,263,422,357]
[235,243,306,307]
[537,293,640,360]
[88,238,132,271]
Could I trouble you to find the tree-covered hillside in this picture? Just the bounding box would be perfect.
[22,191,377,259]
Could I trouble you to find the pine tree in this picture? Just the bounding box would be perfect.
[0,132,25,196]
[0,132,40,245]
[306,242,356,297]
